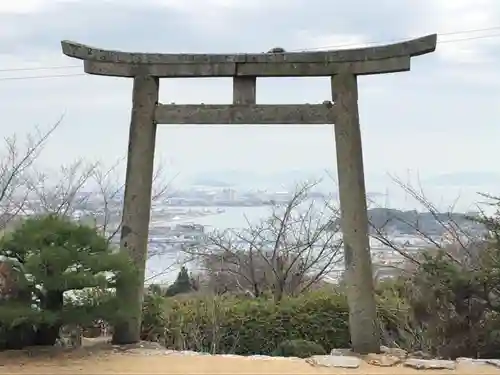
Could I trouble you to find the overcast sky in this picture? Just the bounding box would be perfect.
[0,0,499,206]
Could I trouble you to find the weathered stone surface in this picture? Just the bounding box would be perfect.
[330,348,355,356]
[83,58,412,77]
[155,104,337,125]
[306,355,361,368]
[62,34,436,78]
[232,76,255,105]
[109,345,212,357]
[408,350,433,359]
[486,359,500,368]
[456,357,490,365]
[332,72,381,354]
[380,345,408,359]
[61,35,436,65]
[61,21,438,360]
[112,341,165,352]
[365,353,401,367]
[177,350,209,356]
[234,58,411,77]
[112,75,159,344]
[404,359,456,370]
[249,355,301,361]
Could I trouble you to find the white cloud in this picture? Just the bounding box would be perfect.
[0,52,72,71]
[0,0,46,13]
[292,31,369,51]
[413,0,500,64]
[144,0,298,34]
[0,0,81,14]
[150,0,291,10]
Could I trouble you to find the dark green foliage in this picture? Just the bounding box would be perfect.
[147,283,164,296]
[165,266,195,297]
[373,203,500,359]
[367,202,500,359]
[386,247,500,359]
[271,339,326,358]
[141,292,166,342]
[0,215,135,349]
[141,248,500,359]
[157,290,350,355]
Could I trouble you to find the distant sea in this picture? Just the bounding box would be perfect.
[156,205,271,231]
[145,205,271,283]
[144,184,498,284]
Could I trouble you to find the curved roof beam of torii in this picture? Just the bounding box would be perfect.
[61,34,437,77]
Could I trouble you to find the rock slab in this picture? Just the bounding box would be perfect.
[330,348,355,356]
[365,353,401,367]
[380,345,408,359]
[404,359,456,370]
[486,359,500,368]
[456,357,490,366]
[307,355,361,368]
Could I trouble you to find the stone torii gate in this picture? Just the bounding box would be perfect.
[61,34,437,351]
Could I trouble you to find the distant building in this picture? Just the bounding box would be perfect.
[221,188,236,201]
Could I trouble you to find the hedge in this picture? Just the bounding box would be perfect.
[154,290,350,355]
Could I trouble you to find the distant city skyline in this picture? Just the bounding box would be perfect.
[178,169,500,212]
[31,161,500,213]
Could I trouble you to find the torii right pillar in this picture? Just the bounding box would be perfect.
[333,72,380,351]
[330,37,437,353]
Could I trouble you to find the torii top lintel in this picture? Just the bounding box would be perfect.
[60,34,436,78]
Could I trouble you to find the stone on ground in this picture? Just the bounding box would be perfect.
[306,355,361,368]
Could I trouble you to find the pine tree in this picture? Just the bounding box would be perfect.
[0,214,134,348]
[165,266,194,297]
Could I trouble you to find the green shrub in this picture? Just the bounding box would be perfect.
[373,229,500,359]
[160,289,350,355]
[392,248,500,359]
[0,215,135,349]
[141,292,167,342]
[272,339,326,358]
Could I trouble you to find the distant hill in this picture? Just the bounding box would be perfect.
[366,208,484,236]
[189,178,233,187]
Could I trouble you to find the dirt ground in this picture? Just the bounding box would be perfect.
[1,340,500,375]
[3,353,500,375]
[0,355,500,375]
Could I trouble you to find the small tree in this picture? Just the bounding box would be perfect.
[165,266,195,297]
[185,182,342,301]
[0,120,61,230]
[0,214,134,348]
[368,177,500,357]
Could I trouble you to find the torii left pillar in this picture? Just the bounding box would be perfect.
[114,74,159,343]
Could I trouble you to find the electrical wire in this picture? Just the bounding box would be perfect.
[0,65,80,72]
[291,25,500,52]
[1,26,500,82]
[0,73,86,81]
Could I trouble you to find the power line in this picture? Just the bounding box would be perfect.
[292,25,500,52]
[438,32,500,44]
[0,73,85,81]
[1,27,500,82]
[0,65,80,72]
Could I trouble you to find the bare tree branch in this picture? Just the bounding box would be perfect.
[0,119,63,229]
[183,181,343,301]
[367,175,488,280]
